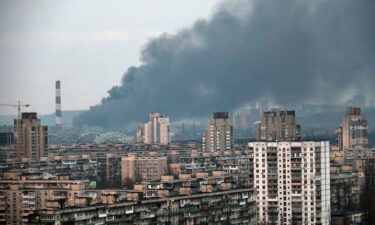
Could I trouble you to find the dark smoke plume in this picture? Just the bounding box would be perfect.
[76,0,375,128]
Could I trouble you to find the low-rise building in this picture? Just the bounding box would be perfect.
[121,153,168,187]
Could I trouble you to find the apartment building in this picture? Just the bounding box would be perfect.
[134,113,171,145]
[179,151,253,188]
[121,153,168,187]
[0,178,89,225]
[330,165,361,211]
[0,127,13,146]
[14,113,48,161]
[336,107,368,160]
[248,141,331,225]
[96,154,122,188]
[29,172,257,225]
[256,110,301,142]
[202,112,234,152]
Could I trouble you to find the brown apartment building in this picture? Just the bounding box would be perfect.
[14,113,48,162]
[0,178,88,225]
[121,153,168,187]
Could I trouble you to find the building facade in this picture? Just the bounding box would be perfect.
[27,172,257,225]
[202,112,234,152]
[256,110,301,142]
[121,153,168,187]
[96,154,122,188]
[248,141,331,225]
[0,179,89,225]
[14,113,48,161]
[336,107,368,152]
[0,126,14,146]
[134,113,171,145]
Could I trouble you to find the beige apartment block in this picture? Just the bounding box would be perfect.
[14,113,48,161]
[134,113,171,145]
[0,179,88,225]
[256,110,301,142]
[202,112,234,153]
[121,153,168,186]
[336,107,368,153]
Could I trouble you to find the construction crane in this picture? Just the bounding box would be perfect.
[0,101,30,119]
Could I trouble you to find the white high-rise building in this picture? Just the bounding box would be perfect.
[248,141,330,225]
[134,113,171,145]
[158,117,171,144]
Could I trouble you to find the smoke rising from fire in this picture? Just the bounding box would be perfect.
[76,0,375,128]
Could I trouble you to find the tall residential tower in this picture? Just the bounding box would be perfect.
[14,112,48,161]
[134,113,171,145]
[336,107,368,150]
[256,110,301,142]
[202,112,234,152]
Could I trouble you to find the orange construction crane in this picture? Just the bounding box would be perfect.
[0,101,30,119]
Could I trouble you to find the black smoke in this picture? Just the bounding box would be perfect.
[75,0,375,128]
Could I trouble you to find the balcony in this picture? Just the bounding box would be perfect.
[70,213,92,221]
[268,197,278,202]
[228,200,238,205]
[22,195,35,199]
[125,207,134,214]
[106,215,115,221]
[230,212,240,219]
[292,207,303,213]
[40,215,55,221]
[220,215,228,220]
[239,200,246,205]
[98,210,107,218]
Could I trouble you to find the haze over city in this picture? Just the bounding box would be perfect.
[1,0,374,128]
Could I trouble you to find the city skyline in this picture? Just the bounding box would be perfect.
[1,0,375,129]
[1,1,375,224]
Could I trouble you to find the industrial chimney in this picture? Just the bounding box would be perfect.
[55,80,62,132]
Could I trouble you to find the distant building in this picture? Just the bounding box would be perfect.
[134,113,171,145]
[0,125,14,146]
[233,108,250,130]
[14,113,48,161]
[256,110,301,142]
[249,141,331,225]
[202,112,234,152]
[257,99,270,115]
[336,107,368,152]
[331,107,370,214]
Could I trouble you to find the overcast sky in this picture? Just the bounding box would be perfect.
[0,0,221,115]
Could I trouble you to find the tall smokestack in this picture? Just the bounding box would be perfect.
[55,80,62,132]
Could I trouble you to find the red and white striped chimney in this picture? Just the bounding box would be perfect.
[55,80,62,131]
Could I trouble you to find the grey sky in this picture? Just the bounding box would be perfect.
[0,0,221,115]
